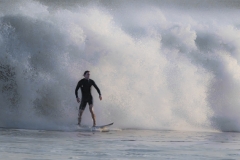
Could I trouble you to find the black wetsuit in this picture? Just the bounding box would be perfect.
[75,78,101,110]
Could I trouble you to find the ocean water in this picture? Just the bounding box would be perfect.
[1,128,240,160]
[1,0,240,159]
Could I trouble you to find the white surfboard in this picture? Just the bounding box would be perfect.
[93,122,114,129]
[92,122,114,132]
[76,122,114,132]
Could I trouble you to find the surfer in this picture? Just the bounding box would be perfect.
[75,71,102,127]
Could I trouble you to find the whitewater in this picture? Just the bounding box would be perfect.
[0,0,240,159]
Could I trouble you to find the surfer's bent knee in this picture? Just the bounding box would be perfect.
[89,104,94,110]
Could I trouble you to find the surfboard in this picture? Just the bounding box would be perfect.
[75,122,113,132]
[93,122,114,129]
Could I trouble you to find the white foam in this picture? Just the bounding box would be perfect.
[0,0,240,132]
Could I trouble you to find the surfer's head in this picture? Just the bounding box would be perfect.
[83,70,90,79]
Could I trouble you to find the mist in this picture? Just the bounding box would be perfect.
[0,0,240,132]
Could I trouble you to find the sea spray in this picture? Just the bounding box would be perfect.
[0,0,240,131]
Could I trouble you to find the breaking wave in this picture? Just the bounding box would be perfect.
[1,0,240,132]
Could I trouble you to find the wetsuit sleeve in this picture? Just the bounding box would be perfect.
[92,80,101,96]
[75,81,81,98]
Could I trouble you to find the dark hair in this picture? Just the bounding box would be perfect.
[83,70,90,76]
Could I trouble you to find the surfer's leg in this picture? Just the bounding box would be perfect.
[78,100,87,126]
[78,110,84,126]
[89,104,96,127]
